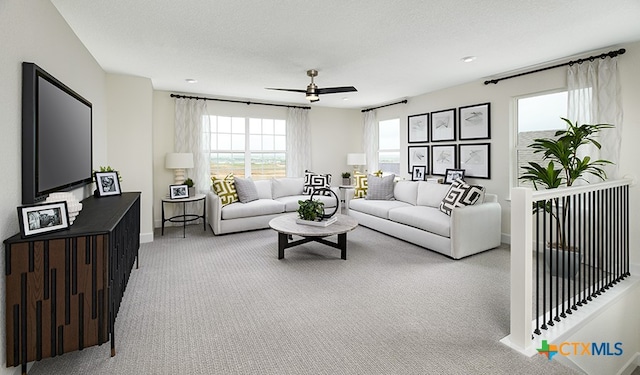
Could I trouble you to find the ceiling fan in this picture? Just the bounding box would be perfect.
[266,69,357,102]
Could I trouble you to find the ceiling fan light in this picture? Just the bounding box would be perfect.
[306,93,319,102]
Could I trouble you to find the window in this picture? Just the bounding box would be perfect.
[205,116,286,179]
[378,118,400,174]
[514,91,567,187]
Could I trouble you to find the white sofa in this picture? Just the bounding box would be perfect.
[345,180,501,259]
[207,177,340,235]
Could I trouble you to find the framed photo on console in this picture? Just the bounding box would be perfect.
[17,201,70,238]
[411,166,426,181]
[459,102,490,140]
[408,113,429,143]
[95,171,122,197]
[444,168,465,184]
[430,108,456,142]
[169,184,189,199]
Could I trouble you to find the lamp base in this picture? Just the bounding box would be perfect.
[174,168,186,185]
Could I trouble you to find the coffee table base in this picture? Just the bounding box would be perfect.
[278,232,347,260]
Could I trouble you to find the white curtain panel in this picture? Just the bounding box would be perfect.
[286,107,311,177]
[363,110,378,174]
[174,98,210,193]
[567,57,622,181]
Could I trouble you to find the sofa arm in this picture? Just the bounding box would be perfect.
[206,190,222,235]
[343,187,356,214]
[450,201,502,259]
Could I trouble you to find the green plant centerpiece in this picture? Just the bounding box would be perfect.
[184,178,194,188]
[519,118,613,276]
[297,199,325,222]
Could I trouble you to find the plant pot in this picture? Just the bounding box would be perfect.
[342,178,351,185]
[188,187,195,196]
[544,246,582,278]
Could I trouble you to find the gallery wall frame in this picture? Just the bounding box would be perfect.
[17,201,70,237]
[430,108,456,142]
[458,102,490,140]
[459,143,491,179]
[430,144,457,176]
[408,113,429,143]
[408,145,429,174]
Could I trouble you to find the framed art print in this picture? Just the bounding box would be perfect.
[444,168,465,184]
[169,184,189,199]
[459,143,491,179]
[408,146,429,174]
[430,108,456,142]
[408,113,429,143]
[431,144,456,176]
[95,171,122,197]
[18,201,70,237]
[459,102,490,140]
[411,166,426,181]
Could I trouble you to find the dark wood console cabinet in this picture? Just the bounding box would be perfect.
[4,192,140,374]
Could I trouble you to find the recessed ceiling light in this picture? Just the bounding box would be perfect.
[342,97,349,101]
[185,78,198,83]
[461,56,477,63]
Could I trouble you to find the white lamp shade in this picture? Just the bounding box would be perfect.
[347,153,366,166]
[165,153,194,169]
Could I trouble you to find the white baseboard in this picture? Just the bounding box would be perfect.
[501,233,511,245]
[140,232,154,244]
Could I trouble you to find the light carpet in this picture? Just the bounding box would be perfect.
[28,225,579,374]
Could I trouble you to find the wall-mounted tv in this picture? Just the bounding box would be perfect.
[22,62,93,204]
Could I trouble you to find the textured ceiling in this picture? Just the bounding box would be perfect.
[51,0,640,109]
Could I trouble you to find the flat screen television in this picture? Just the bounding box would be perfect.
[22,62,93,204]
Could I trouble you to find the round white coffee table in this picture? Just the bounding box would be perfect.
[269,213,358,260]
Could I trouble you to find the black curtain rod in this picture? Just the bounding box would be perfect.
[484,48,626,85]
[170,93,311,110]
[361,99,408,113]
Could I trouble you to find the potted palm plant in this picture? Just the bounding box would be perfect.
[519,118,613,277]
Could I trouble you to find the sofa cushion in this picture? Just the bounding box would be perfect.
[276,194,338,212]
[272,177,304,199]
[234,177,259,203]
[349,198,411,219]
[221,199,285,220]
[439,179,485,215]
[394,180,418,205]
[303,170,332,195]
[388,206,451,238]
[254,180,273,199]
[353,172,367,198]
[366,174,395,200]
[212,174,238,206]
[416,181,451,207]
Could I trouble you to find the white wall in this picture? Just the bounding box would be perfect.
[106,74,155,241]
[0,1,107,373]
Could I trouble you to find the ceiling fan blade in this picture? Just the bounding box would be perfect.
[265,88,307,93]
[316,86,358,94]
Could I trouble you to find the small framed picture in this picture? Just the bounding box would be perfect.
[459,102,491,140]
[169,184,189,199]
[408,113,429,143]
[430,108,456,142]
[444,169,466,184]
[95,171,121,197]
[408,146,429,174]
[18,201,70,238]
[431,144,457,176]
[459,143,491,179]
[411,166,426,181]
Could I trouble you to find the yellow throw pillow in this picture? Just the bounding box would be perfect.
[211,173,238,206]
[353,172,368,198]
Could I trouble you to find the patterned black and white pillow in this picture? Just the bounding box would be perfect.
[439,178,485,215]
[303,170,332,195]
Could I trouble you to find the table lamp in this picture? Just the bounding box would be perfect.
[165,152,194,184]
[347,153,366,175]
